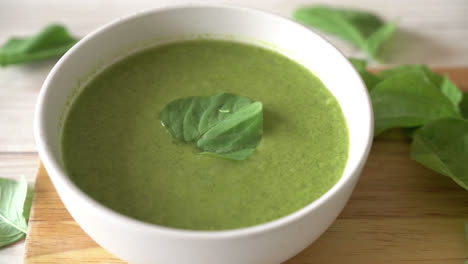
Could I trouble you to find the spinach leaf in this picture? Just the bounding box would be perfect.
[0,24,78,67]
[466,221,468,241]
[378,65,463,108]
[377,65,431,79]
[365,21,397,60]
[360,71,381,91]
[459,92,468,119]
[349,58,381,90]
[440,76,463,108]
[160,93,263,160]
[0,177,32,248]
[403,127,420,139]
[350,61,468,192]
[294,6,397,61]
[349,58,367,71]
[411,118,468,190]
[371,70,461,135]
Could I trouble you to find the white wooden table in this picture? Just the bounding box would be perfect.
[1,0,467,263]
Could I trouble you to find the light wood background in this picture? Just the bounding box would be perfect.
[1,0,467,263]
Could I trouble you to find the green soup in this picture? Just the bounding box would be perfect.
[62,40,349,230]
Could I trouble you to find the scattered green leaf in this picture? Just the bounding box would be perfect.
[351,62,468,191]
[377,65,429,79]
[403,127,420,139]
[365,21,397,60]
[459,92,468,119]
[352,63,465,139]
[378,65,463,109]
[0,177,32,248]
[349,58,381,90]
[465,221,468,241]
[440,76,463,108]
[160,93,263,160]
[349,58,367,71]
[360,71,382,91]
[294,6,397,61]
[411,118,468,190]
[371,70,461,135]
[0,24,78,67]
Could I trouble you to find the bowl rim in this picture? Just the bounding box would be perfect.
[34,3,373,239]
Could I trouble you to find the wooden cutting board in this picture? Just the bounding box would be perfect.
[25,68,468,264]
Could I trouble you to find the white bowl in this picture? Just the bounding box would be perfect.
[34,4,373,264]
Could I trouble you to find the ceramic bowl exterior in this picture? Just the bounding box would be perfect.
[35,5,373,264]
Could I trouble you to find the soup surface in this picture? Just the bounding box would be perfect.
[62,40,349,230]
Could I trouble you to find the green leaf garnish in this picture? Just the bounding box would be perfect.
[411,118,468,190]
[351,63,465,136]
[371,70,461,135]
[160,93,263,160]
[351,61,468,192]
[349,58,381,90]
[465,221,468,241]
[402,127,420,139]
[0,177,32,248]
[294,6,397,61]
[378,65,463,109]
[459,92,468,119]
[349,58,367,71]
[0,24,78,67]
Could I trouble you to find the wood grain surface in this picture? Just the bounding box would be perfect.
[24,68,468,263]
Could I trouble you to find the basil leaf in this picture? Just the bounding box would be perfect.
[197,102,262,158]
[377,65,430,79]
[365,21,398,59]
[349,58,367,71]
[360,71,382,91]
[460,92,468,119]
[466,222,468,241]
[0,24,78,67]
[403,127,420,139]
[411,118,468,190]
[349,58,381,90]
[0,177,32,248]
[371,70,462,135]
[440,76,463,108]
[294,6,397,61]
[160,93,263,160]
[351,62,468,192]
[378,65,463,108]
